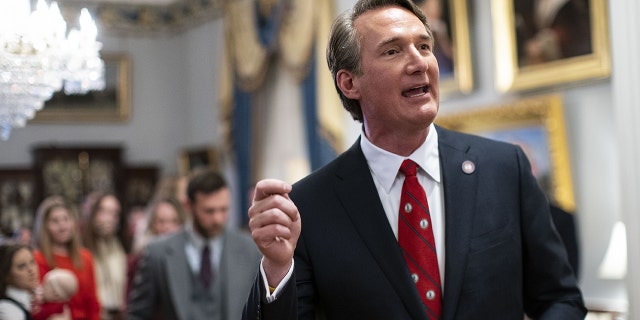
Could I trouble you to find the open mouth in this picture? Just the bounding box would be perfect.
[401,85,429,98]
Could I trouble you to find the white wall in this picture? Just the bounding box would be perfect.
[182,19,226,147]
[609,0,640,316]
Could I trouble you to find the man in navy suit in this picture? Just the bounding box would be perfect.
[243,0,586,319]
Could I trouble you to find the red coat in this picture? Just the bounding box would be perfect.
[34,249,101,320]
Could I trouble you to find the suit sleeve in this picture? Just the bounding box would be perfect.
[243,270,298,320]
[126,248,158,320]
[516,147,587,319]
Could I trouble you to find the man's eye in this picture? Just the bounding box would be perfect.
[385,49,399,55]
[420,44,431,51]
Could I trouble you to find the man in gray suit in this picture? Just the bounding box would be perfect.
[128,169,261,320]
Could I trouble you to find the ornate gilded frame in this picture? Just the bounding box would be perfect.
[491,0,610,92]
[178,147,219,176]
[33,53,131,123]
[439,0,474,99]
[435,94,575,212]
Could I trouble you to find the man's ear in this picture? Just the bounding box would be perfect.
[336,69,360,99]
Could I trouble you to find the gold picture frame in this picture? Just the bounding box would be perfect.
[435,94,575,212]
[178,147,219,176]
[491,0,611,92]
[421,0,474,99]
[32,52,131,122]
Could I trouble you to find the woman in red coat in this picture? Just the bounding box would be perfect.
[32,196,101,320]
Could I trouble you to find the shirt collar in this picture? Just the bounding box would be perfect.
[360,123,441,193]
[6,286,32,311]
[186,220,223,249]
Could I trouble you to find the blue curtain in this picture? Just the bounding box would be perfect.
[232,87,253,226]
[231,1,283,226]
[302,50,337,171]
[231,3,336,226]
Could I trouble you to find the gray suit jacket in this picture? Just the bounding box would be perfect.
[244,126,586,319]
[129,227,261,320]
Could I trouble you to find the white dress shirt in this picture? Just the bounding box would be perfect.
[262,124,446,300]
[0,286,32,320]
[360,123,446,287]
[185,221,223,276]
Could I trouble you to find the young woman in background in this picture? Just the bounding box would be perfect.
[33,196,100,320]
[81,192,126,320]
[0,242,39,320]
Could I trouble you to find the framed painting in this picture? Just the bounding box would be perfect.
[416,0,474,98]
[178,147,219,176]
[32,52,131,122]
[491,0,610,92]
[435,94,575,212]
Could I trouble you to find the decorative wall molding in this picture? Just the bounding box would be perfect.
[59,0,225,36]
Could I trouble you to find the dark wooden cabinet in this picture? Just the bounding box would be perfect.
[0,145,158,238]
[33,145,125,209]
[0,169,36,236]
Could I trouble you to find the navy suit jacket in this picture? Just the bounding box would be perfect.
[244,126,585,319]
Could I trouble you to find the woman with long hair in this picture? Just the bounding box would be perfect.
[33,196,100,320]
[80,192,126,320]
[0,242,39,320]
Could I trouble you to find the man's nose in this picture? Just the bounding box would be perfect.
[405,47,428,74]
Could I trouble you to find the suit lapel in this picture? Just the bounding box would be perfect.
[437,127,479,320]
[165,231,192,320]
[219,230,240,317]
[219,231,231,315]
[333,141,429,320]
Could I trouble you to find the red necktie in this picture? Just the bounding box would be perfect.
[200,245,213,288]
[398,159,442,318]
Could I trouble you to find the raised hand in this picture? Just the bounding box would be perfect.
[248,179,301,286]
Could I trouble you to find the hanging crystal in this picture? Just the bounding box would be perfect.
[0,0,105,140]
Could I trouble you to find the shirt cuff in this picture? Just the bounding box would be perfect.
[259,257,294,303]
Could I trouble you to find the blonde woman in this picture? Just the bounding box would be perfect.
[126,197,187,302]
[131,197,187,254]
[33,196,100,320]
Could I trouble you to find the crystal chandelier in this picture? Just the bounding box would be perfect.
[0,0,105,140]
